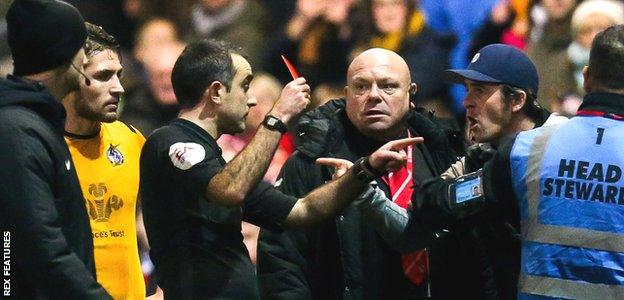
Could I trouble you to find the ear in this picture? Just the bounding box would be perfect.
[511,90,527,113]
[344,85,349,98]
[205,81,224,105]
[582,65,591,94]
[409,83,418,95]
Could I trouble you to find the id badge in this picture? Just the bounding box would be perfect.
[448,169,484,211]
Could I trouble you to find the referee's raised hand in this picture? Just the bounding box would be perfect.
[268,77,310,125]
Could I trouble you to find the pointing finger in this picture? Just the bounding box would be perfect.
[387,137,423,151]
[316,158,353,179]
[316,157,353,169]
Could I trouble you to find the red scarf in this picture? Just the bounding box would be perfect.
[381,131,429,285]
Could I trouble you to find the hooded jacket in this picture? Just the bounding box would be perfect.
[257,99,487,299]
[0,76,110,299]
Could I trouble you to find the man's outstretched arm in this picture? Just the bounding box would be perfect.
[311,156,438,252]
[284,137,423,228]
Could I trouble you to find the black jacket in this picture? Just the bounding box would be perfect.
[257,99,481,299]
[0,76,110,299]
[411,108,556,300]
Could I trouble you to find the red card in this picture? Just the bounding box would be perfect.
[281,55,300,79]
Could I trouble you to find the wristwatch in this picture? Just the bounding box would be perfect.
[262,115,288,133]
[352,156,383,183]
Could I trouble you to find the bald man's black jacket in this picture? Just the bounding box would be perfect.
[257,99,488,299]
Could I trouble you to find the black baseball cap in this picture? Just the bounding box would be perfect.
[445,44,539,96]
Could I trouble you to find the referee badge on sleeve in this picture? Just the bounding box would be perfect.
[168,142,206,170]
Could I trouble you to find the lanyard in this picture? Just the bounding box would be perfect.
[381,130,414,205]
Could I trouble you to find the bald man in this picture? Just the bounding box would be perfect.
[328,44,569,299]
[257,48,460,299]
[139,40,419,299]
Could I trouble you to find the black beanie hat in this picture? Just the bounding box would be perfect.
[7,0,87,76]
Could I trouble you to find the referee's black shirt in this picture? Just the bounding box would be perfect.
[140,118,297,299]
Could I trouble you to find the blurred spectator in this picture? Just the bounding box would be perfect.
[125,0,268,67]
[66,0,138,50]
[573,3,623,84]
[506,0,531,47]
[122,18,182,104]
[123,0,194,37]
[527,0,577,111]
[355,0,452,114]
[310,84,344,110]
[555,0,624,116]
[189,0,268,67]
[120,42,184,135]
[264,0,360,88]
[470,0,532,56]
[257,0,296,31]
[420,0,498,114]
[133,18,181,64]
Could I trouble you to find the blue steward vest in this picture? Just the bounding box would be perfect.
[510,114,624,299]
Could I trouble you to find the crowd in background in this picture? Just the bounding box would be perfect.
[2,0,623,296]
[3,0,622,121]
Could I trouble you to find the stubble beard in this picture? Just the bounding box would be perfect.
[75,99,117,123]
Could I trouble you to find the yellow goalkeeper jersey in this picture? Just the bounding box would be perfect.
[65,121,146,299]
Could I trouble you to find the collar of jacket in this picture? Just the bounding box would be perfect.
[578,92,624,116]
[533,107,552,127]
[294,98,455,158]
[0,75,67,132]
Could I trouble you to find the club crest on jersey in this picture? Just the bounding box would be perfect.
[106,143,124,166]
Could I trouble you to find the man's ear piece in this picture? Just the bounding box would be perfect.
[409,83,418,95]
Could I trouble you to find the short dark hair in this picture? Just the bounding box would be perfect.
[171,39,241,108]
[500,84,543,122]
[588,25,624,90]
[84,22,120,58]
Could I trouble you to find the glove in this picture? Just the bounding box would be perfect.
[464,143,496,173]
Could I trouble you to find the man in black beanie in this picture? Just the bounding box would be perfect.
[0,0,110,298]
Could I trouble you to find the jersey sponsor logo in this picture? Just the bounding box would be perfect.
[86,183,124,222]
[92,229,125,239]
[106,143,124,166]
[168,142,206,170]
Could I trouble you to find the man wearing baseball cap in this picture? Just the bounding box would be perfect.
[446,43,557,146]
[406,26,624,298]
[0,0,110,298]
[411,43,567,297]
[352,44,568,298]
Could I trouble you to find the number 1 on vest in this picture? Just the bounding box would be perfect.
[596,127,605,145]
